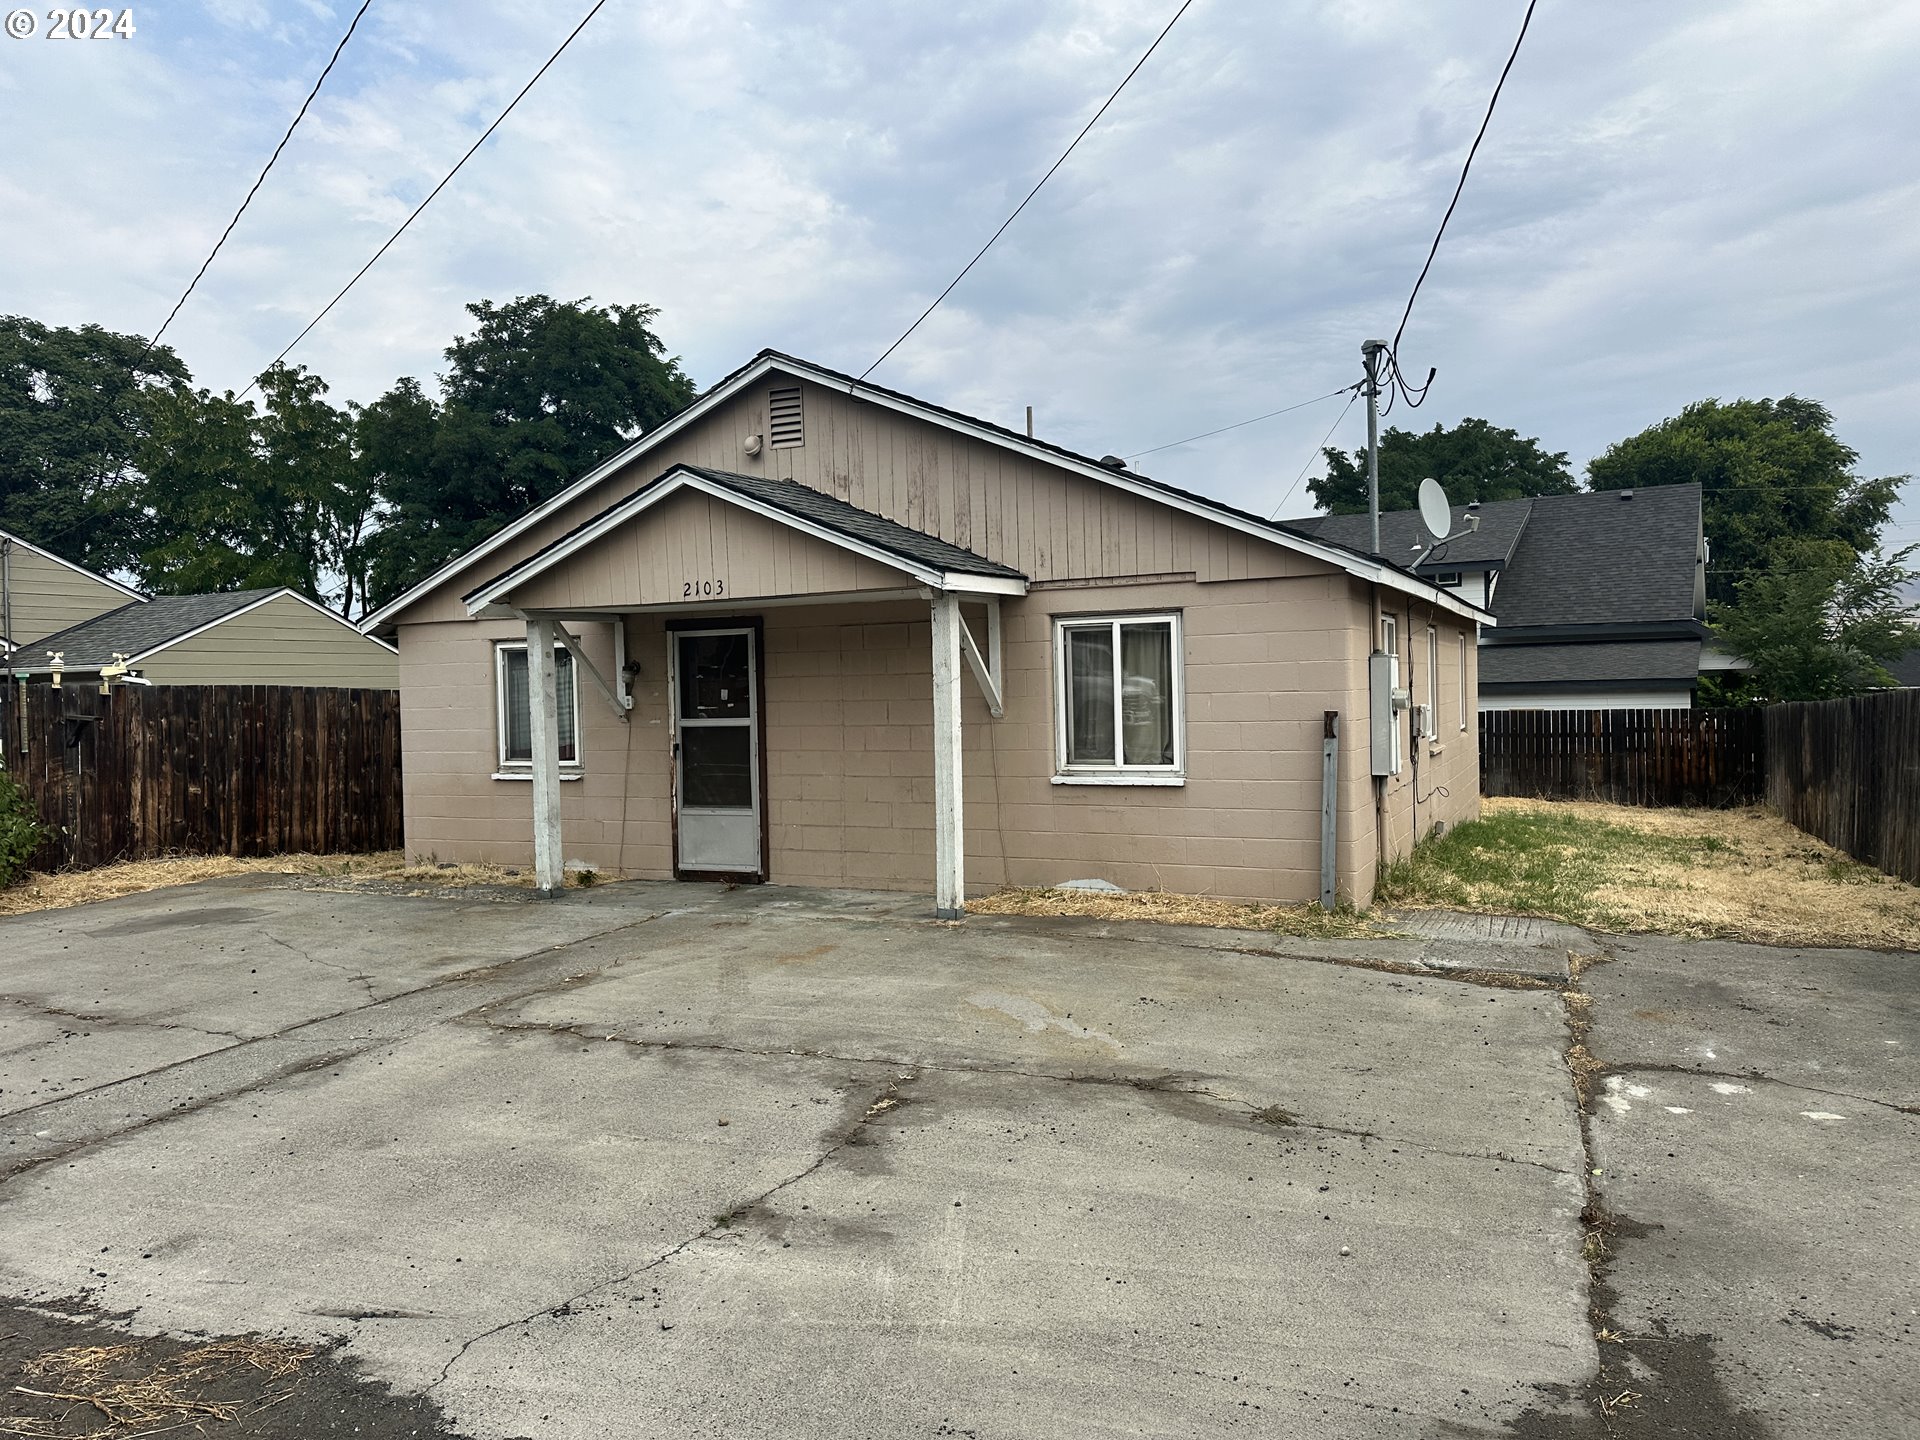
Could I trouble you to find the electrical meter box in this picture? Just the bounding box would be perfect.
[1369,650,1404,777]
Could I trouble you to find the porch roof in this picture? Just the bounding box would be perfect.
[464,465,1026,616]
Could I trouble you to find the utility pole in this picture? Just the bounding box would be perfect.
[1361,339,1387,556]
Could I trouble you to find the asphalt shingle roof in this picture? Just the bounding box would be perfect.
[26,589,284,668]
[1479,638,1703,688]
[1283,496,1533,570]
[1489,486,1703,629]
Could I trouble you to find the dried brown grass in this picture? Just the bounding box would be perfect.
[968,886,1388,939]
[1479,798,1920,949]
[3,1336,312,1437]
[0,851,544,919]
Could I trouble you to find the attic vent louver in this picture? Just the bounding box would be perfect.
[769,387,804,448]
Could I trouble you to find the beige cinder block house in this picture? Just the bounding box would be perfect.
[362,352,1487,913]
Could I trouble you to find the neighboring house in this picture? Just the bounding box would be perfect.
[1885,648,1920,688]
[17,588,397,688]
[0,527,146,656]
[361,349,1487,911]
[1288,485,1714,710]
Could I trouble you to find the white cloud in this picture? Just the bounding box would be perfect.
[0,0,1913,530]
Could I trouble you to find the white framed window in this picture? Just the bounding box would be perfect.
[1053,613,1182,782]
[495,642,580,770]
[1425,627,1439,740]
[1380,614,1397,660]
[1432,571,1462,587]
[1458,634,1469,730]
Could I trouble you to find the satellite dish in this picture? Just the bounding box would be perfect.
[1417,476,1453,541]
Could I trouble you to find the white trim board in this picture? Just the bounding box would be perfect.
[366,351,1490,632]
[464,466,1027,617]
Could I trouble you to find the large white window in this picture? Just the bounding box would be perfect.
[496,643,580,770]
[1054,613,1182,781]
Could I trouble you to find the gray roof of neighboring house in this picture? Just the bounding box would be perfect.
[21,588,286,669]
[680,467,1028,579]
[1489,485,1704,630]
[1479,638,1703,689]
[1283,496,1534,570]
[1886,646,1920,688]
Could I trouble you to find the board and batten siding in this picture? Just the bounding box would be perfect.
[4,542,135,648]
[395,374,1323,626]
[507,488,918,611]
[137,593,399,687]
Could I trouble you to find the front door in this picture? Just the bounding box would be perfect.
[672,626,763,877]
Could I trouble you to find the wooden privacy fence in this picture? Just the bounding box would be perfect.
[1480,707,1766,807]
[1767,689,1920,886]
[1,683,402,871]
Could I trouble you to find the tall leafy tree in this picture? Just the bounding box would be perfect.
[1709,540,1918,703]
[1587,397,1904,606]
[367,296,697,605]
[137,365,377,614]
[1309,417,1574,515]
[0,316,188,574]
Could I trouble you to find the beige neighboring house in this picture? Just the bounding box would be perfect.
[361,350,1488,913]
[16,587,397,688]
[0,527,147,655]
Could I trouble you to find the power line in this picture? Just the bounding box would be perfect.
[240,0,611,397]
[859,0,1194,382]
[148,0,375,354]
[1269,389,1360,520]
[1124,385,1352,461]
[1385,0,1540,408]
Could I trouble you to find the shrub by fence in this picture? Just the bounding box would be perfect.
[1480,707,1766,808]
[1767,689,1920,886]
[0,682,402,872]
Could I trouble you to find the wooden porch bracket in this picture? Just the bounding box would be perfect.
[553,619,633,717]
[956,597,1004,718]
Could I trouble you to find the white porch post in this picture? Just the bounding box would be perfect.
[525,613,565,896]
[930,591,965,919]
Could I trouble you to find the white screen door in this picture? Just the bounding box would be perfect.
[673,627,762,875]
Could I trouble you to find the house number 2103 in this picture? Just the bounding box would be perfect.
[682,579,725,598]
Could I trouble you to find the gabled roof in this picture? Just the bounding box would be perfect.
[466,465,1027,613]
[0,527,146,602]
[366,348,1488,631]
[20,588,392,670]
[1479,638,1702,690]
[1490,485,1703,630]
[1282,496,1534,571]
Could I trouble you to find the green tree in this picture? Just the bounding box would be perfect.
[136,365,377,614]
[366,296,697,606]
[1708,540,1918,703]
[1309,417,1575,515]
[0,316,188,574]
[1587,397,1903,607]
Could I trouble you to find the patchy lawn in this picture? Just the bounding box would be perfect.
[968,886,1389,939]
[1378,797,1920,949]
[0,852,556,919]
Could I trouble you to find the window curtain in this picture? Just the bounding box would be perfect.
[1066,627,1114,764]
[502,648,577,763]
[1120,623,1173,766]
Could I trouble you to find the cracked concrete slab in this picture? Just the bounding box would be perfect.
[1590,1069,1919,1438]
[491,905,1583,1170]
[1586,935,1916,1108]
[0,878,1595,1437]
[1581,936,1920,1437]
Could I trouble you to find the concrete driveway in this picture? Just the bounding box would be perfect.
[0,877,1910,1438]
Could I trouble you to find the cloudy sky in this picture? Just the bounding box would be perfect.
[4,0,1915,540]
